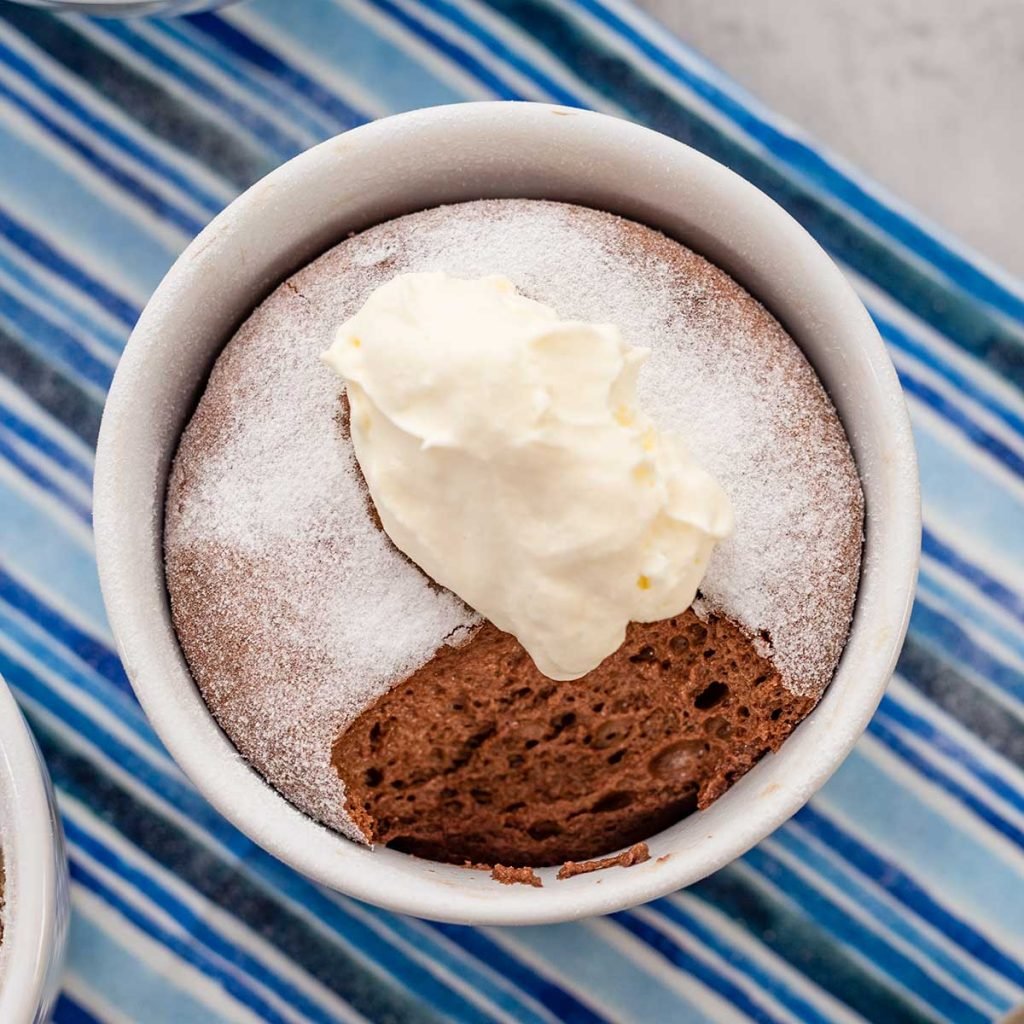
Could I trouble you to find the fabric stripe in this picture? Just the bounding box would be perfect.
[769,823,1017,1014]
[70,856,296,1024]
[148,18,339,140]
[909,601,1024,703]
[53,994,105,1024]
[916,566,1024,669]
[880,691,1024,821]
[388,0,577,103]
[741,845,991,1024]
[66,886,262,1024]
[795,805,1024,992]
[0,322,103,445]
[0,204,139,327]
[0,282,115,392]
[0,568,125,689]
[0,30,229,215]
[0,115,177,296]
[0,73,206,237]
[644,898,858,1024]
[428,924,612,1024]
[809,786,1024,978]
[0,247,124,362]
[613,909,796,1024]
[187,9,370,128]
[922,527,1024,623]
[691,864,948,1024]
[66,814,344,1024]
[0,393,93,485]
[0,5,269,189]
[898,635,1024,769]
[875,308,1024,444]
[359,0,517,98]
[84,19,308,160]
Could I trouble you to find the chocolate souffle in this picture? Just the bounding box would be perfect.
[165,200,863,869]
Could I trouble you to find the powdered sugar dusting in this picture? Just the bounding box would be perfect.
[165,200,862,839]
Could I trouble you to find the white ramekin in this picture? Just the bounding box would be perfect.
[94,102,920,925]
[0,679,69,1022]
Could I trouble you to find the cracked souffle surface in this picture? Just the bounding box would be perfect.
[165,199,863,866]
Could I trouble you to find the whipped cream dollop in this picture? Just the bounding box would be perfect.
[323,272,733,681]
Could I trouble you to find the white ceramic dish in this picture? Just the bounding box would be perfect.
[0,678,69,1022]
[93,102,919,925]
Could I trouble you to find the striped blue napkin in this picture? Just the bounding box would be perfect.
[0,2,1022,1022]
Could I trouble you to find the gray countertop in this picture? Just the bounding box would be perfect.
[636,0,1024,279]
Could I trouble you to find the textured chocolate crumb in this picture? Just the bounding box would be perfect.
[491,864,543,887]
[334,612,814,866]
[558,842,651,879]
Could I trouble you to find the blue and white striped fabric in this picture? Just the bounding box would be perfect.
[0,1,1021,1021]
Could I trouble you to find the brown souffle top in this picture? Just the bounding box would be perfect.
[165,200,863,865]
